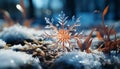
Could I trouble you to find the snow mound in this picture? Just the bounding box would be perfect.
[102,53,120,69]
[51,51,120,69]
[0,39,6,48]
[0,49,42,69]
[50,51,104,69]
[0,24,42,45]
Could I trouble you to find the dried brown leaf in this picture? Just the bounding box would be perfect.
[84,29,95,43]
[102,5,109,17]
[86,39,93,50]
[76,38,82,50]
[96,31,103,40]
[24,19,33,27]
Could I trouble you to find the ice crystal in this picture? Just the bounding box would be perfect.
[45,12,82,51]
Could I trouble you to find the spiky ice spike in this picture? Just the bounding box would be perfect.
[57,11,68,26]
[45,17,58,33]
[68,16,81,32]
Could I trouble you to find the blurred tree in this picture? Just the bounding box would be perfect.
[28,0,35,19]
[114,0,120,20]
[0,0,23,22]
[64,0,75,18]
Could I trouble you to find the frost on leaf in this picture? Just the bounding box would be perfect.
[44,12,82,51]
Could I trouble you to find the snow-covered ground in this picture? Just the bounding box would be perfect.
[50,51,120,69]
[0,24,50,45]
[0,49,42,69]
[0,23,119,69]
[0,39,6,48]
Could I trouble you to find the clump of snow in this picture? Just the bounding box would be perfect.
[102,54,120,69]
[9,44,24,51]
[0,39,6,48]
[0,24,43,45]
[0,49,42,69]
[50,51,104,69]
[51,50,120,69]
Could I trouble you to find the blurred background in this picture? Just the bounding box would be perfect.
[0,0,120,29]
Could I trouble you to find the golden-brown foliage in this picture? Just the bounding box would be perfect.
[96,5,120,53]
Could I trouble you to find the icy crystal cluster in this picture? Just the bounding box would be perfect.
[45,12,82,51]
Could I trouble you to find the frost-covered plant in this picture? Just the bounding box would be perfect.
[77,29,95,53]
[45,12,96,53]
[96,6,120,53]
[45,12,84,51]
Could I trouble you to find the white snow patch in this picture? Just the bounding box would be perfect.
[0,39,6,48]
[10,44,24,49]
[0,24,45,41]
[53,51,104,69]
[0,49,41,69]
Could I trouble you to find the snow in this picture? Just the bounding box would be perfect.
[0,23,119,69]
[0,39,6,48]
[10,44,24,50]
[9,43,41,51]
[51,51,104,69]
[0,24,43,38]
[0,49,42,69]
[0,24,45,45]
[51,50,120,69]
